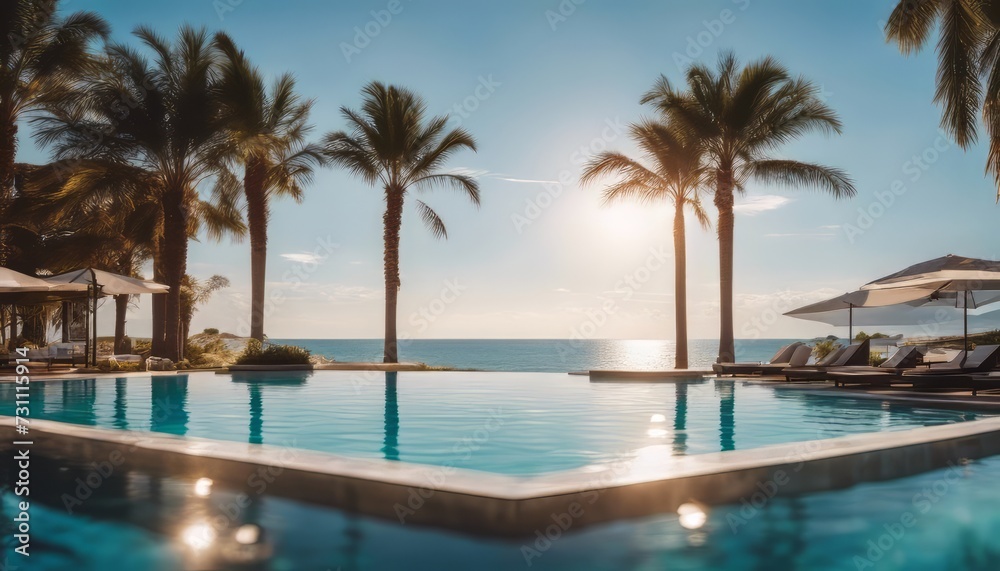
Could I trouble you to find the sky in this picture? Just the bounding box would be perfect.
[18,0,1000,340]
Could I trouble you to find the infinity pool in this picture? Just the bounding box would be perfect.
[1,372,991,475]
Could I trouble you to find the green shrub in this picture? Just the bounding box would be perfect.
[234,339,311,365]
[855,331,890,341]
[869,351,888,367]
[812,340,841,361]
[203,328,220,335]
[184,337,234,368]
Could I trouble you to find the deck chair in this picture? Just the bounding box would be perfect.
[712,342,805,376]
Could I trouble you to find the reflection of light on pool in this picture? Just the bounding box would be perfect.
[194,477,213,497]
[650,414,666,423]
[182,522,217,549]
[235,524,261,545]
[677,502,708,530]
[646,428,669,438]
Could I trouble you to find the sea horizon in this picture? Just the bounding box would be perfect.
[269,338,805,372]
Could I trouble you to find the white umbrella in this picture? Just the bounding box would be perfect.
[784,286,949,339]
[0,267,81,292]
[46,268,169,295]
[861,254,1000,355]
[44,269,168,366]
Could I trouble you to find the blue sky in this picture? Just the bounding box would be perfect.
[21,0,1000,340]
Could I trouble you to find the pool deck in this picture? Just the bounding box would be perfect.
[6,378,1000,537]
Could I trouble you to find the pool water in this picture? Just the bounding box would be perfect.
[4,452,1000,570]
[0,371,991,475]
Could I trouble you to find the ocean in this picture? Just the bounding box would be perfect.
[269,338,801,372]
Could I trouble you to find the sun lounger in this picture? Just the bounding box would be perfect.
[782,339,871,381]
[712,342,806,376]
[850,345,1000,391]
[901,344,1000,377]
[825,346,925,386]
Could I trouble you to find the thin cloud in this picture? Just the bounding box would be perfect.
[281,252,325,264]
[448,168,558,185]
[733,195,792,215]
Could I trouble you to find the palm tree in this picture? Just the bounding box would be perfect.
[322,82,480,363]
[0,0,109,266]
[35,25,243,361]
[178,274,230,356]
[885,0,1000,194]
[581,119,709,369]
[642,53,856,363]
[213,33,324,343]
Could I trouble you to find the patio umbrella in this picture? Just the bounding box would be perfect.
[45,268,169,295]
[861,254,1000,356]
[784,286,949,340]
[0,267,73,292]
[45,269,169,366]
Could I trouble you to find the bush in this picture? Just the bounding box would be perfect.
[203,328,220,335]
[869,351,888,367]
[184,337,234,368]
[234,339,311,366]
[855,331,890,341]
[812,340,841,361]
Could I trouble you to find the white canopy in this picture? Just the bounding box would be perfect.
[45,269,169,295]
[0,267,87,293]
[862,254,1000,292]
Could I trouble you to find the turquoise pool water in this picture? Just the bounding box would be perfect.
[4,452,1000,570]
[0,372,991,475]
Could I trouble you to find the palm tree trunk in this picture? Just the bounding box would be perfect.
[0,118,18,267]
[673,202,689,369]
[382,189,404,363]
[113,294,129,354]
[245,158,268,343]
[151,236,166,356]
[715,168,736,363]
[161,189,188,362]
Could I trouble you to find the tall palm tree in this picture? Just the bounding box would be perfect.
[35,25,243,361]
[885,0,1000,194]
[213,33,323,343]
[0,0,109,266]
[322,82,480,363]
[581,119,709,369]
[642,52,856,363]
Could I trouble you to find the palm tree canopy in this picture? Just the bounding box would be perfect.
[642,52,856,200]
[581,119,710,228]
[0,0,110,120]
[322,81,480,238]
[32,25,247,240]
[213,32,324,205]
[885,0,1000,193]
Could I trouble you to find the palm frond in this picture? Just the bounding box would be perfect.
[414,199,447,239]
[748,160,856,198]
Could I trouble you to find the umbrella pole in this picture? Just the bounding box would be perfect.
[84,289,90,367]
[849,304,853,342]
[964,290,969,361]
